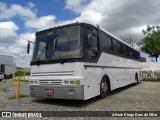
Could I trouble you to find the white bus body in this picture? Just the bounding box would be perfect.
[29,22,141,100]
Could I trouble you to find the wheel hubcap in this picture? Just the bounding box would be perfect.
[101,82,107,92]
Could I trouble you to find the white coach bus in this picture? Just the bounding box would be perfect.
[27,22,141,100]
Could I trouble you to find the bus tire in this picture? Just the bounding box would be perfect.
[9,74,13,79]
[135,73,138,84]
[100,77,110,99]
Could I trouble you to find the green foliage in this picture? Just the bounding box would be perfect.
[25,72,30,76]
[139,25,160,61]
[15,71,30,76]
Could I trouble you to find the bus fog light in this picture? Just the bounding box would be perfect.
[34,81,38,84]
[69,90,75,94]
[64,81,69,84]
[75,80,80,85]
[30,81,34,84]
[70,81,74,84]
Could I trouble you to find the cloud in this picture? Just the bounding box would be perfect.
[27,2,35,9]
[0,21,19,31]
[0,21,19,44]
[0,2,56,30]
[0,32,35,67]
[0,2,57,67]
[0,2,36,20]
[25,15,56,30]
[65,0,160,36]
[17,32,35,46]
[14,32,35,67]
[65,0,90,13]
[1,1,160,67]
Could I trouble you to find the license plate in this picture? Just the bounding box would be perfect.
[45,88,54,95]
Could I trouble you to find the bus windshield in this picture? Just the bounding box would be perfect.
[32,25,82,62]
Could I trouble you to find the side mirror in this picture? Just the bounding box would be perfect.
[27,42,30,54]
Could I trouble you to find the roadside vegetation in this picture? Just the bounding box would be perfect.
[15,70,30,77]
[139,25,160,62]
[142,70,160,82]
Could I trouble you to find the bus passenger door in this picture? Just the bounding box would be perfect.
[83,25,101,99]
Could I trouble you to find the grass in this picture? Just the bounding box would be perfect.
[8,94,29,100]
[15,71,30,77]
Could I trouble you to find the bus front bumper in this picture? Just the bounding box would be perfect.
[30,85,84,100]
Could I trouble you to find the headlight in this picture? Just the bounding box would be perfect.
[64,80,80,85]
[30,81,38,85]
[34,81,38,84]
[30,81,34,84]
[69,81,74,84]
[64,81,69,84]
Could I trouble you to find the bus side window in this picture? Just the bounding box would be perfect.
[107,37,113,52]
[85,25,98,35]
[128,48,133,58]
[100,32,112,52]
[137,52,140,59]
[86,33,98,58]
[121,44,128,57]
[113,39,121,54]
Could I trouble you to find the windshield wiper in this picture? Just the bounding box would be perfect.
[53,38,65,64]
[37,46,46,62]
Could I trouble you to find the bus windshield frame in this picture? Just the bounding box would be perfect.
[32,24,83,63]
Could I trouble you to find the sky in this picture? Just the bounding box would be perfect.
[0,0,160,67]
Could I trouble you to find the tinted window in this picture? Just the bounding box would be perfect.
[85,25,98,34]
[121,44,128,56]
[113,39,121,54]
[133,51,140,59]
[101,32,112,52]
[137,52,140,59]
[132,50,136,59]
[128,48,133,57]
[32,25,81,61]
[87,33,98,50]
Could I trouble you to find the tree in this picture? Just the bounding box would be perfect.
[119,34,138,47]
[139,25,160,62]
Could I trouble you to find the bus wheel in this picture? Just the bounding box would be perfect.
[100,77,109,98]
[135,74,138,84]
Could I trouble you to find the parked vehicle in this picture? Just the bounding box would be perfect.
[0,72,4,82]
[0,55,16,79]
[28,22,141,100]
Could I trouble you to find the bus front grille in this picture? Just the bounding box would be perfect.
[39,80,62,86]
[31,71,74,76]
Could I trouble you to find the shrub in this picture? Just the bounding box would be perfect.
[15,71,30,76]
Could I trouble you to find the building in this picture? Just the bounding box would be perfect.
[0,55,16,79]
